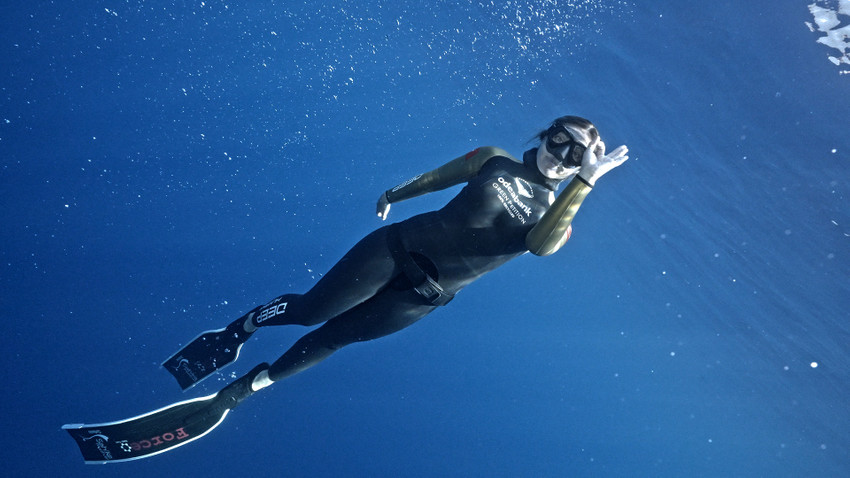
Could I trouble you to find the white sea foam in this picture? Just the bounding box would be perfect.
[806,1,850,74]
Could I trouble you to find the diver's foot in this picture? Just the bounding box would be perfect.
[216,362,270,410]
[225,313,256,341]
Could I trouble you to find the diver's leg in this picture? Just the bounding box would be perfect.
[214,287,433,410]
[267,285,436,382]
[225,225,399,338]
[214,285,434,412]
[243,225,400,331]
[166,227,403,388]
[212,286,434,408]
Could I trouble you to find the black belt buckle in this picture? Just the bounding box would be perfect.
[388,224,453,307]
[415,276,453,306]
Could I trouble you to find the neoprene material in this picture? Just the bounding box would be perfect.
[65,144,608,464]
[385,146,513,203]
[526,175,592,256]
[253,147,591,383]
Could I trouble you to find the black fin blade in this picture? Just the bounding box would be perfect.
[162,327,247,390]
[62,393,227,464]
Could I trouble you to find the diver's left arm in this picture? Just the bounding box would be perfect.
[525,141,629,256]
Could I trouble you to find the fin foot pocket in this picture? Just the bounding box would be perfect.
[215,363,270,410]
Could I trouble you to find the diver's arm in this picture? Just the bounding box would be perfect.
[525,140,629,256]
[377,146,515,220]
[525,177,592,256]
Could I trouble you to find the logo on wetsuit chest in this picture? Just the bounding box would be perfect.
[492,176,533,224]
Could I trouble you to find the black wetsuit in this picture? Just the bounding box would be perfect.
[257,149,564,382]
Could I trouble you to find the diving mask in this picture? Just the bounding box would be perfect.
[545,124,587,168]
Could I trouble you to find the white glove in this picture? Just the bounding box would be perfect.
[376,192,391,220]
[577,139,629,187]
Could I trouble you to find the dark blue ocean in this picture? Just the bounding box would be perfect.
[2,1,848,476]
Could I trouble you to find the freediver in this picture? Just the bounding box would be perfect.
[173,115,629,408]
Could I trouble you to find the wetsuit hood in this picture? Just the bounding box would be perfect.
[523,148,565,191]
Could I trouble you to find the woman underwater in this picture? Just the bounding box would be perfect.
[171,115,629,407]
[64,115,629,463]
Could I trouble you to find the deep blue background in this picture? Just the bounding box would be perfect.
[2,1,848,476]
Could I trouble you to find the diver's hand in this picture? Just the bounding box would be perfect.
[578,139,628,187]
[376,191,391,221]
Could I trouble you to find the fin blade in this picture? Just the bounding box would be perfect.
[62,393,227,464]
[162,327,246,390]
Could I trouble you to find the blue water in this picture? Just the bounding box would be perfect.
[2,1,848,476]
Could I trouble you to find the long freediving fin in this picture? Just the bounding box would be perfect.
[63,363,269,464]
[63,392,224,463]
[162,318,253,390]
